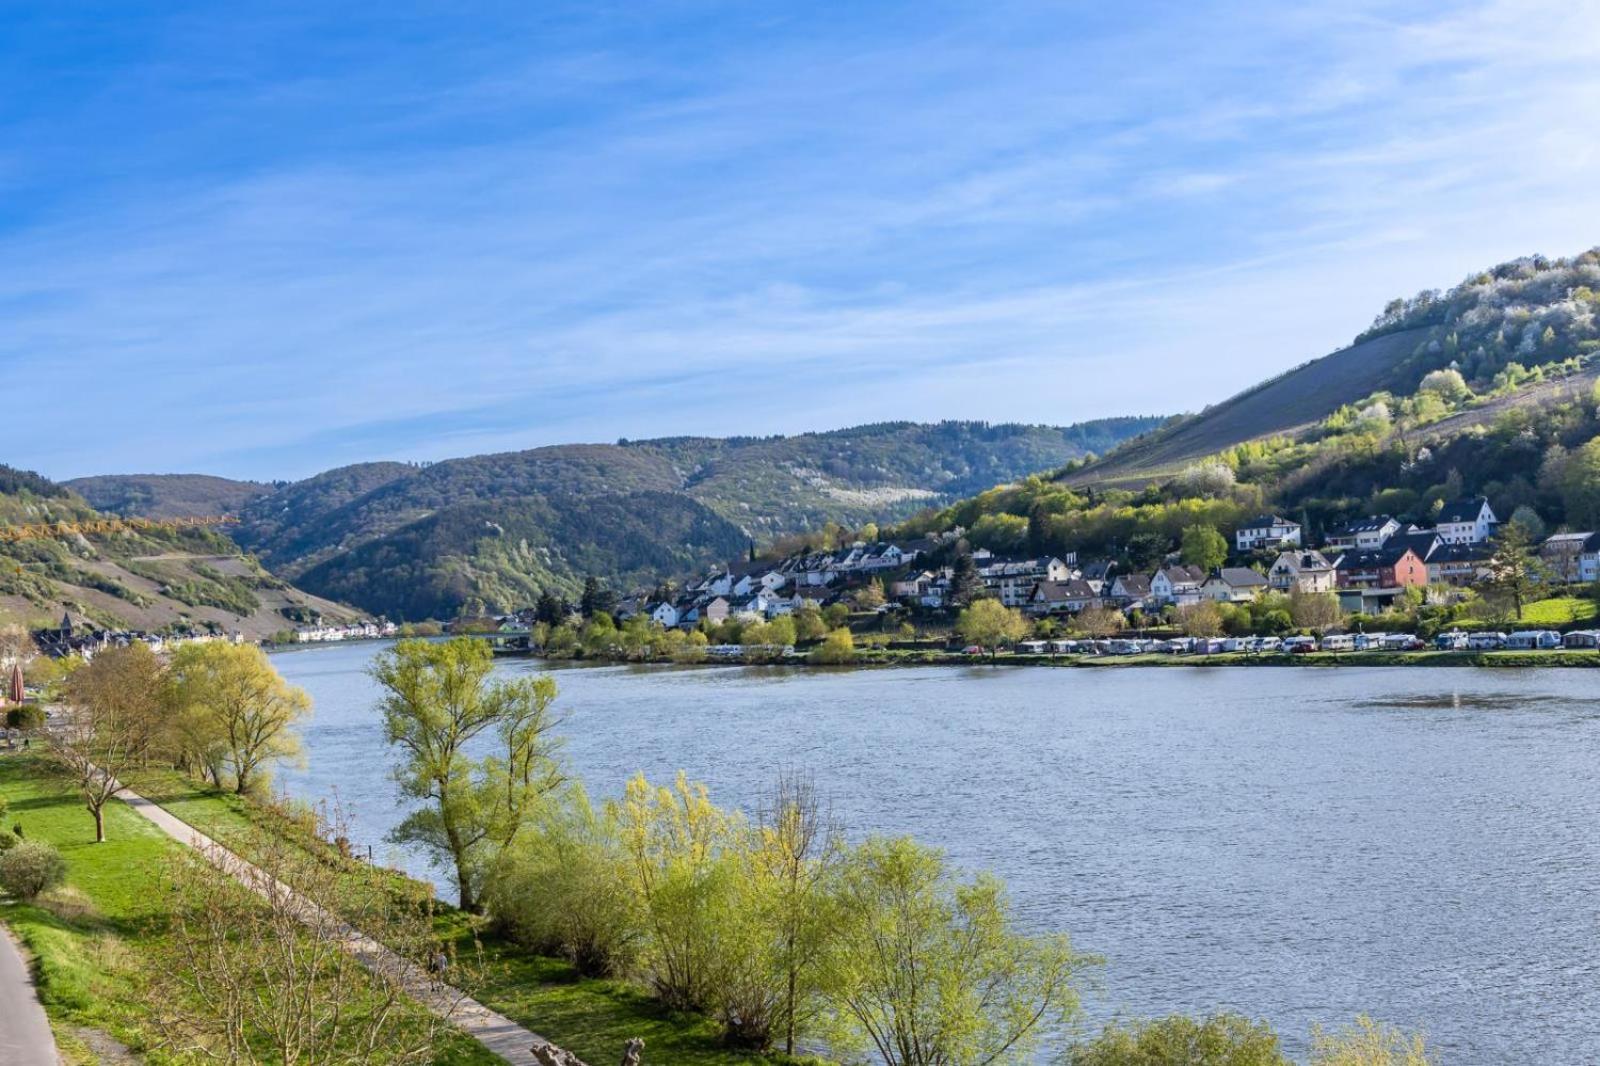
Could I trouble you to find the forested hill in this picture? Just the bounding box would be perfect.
[899,248,1600,565]
[0,464,356,638]
[71,419,1163,620]
[67,472,275,518]
[1064,248,1600,488]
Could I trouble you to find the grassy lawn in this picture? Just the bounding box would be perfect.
[1517,596,1599,626]
[0,753,499,1065]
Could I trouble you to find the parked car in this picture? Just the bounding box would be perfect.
[1379,633,1425,651]
[1246,636,1282,653]
[1281,635,1318,654]
[1434,631,1470,651]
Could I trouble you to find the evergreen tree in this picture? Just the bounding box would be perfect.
[579,576,616,618]
[949,551,982,607]
[535,591,567,627]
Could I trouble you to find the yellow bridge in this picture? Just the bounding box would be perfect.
[0,514,239,544]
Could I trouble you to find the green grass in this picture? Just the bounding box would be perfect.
[0,753,499,1065]
[455,936,819,1066]
[1516,596,1599,627]
[114,765,808,1065]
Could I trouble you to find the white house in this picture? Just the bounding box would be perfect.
[758,571,788,592]
[1324,516,1401,552]
[1435,497,1498,545]
[979,557,1073,607]
[648,602,680,628]
[1202,567,1269,603]
[1268,550,1336,593]
[1151,565,1206,605]
[1542,531,1600,584]
[1235,514,1303,552]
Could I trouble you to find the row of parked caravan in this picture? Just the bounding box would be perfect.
[1435,629,1594,650]
[1012,630,1591,657]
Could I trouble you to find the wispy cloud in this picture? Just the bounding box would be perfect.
[2,0,1598,480]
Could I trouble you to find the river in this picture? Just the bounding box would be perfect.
[270,642,1600,1062]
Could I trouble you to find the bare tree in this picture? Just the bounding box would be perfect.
[156,812,469,1065]
[0,622,36,670]
[54,644,164,842]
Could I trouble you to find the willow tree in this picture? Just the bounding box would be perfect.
[168,643,310,795]
[373,638,563,912]
[821,836,1090,1066]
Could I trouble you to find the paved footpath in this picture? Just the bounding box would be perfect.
[0,921,58,1066]
[118,786,565,1066]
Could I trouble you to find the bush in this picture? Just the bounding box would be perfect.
[0,840,67,900]
[5,704,45,730]
[1070,1013,1287,1065]
[485,786,640,978]
[809,628,855,664]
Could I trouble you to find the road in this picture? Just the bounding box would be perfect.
[0,922,57,1066]
[116,785,567,1066]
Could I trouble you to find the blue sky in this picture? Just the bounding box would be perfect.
[4,1,1599,481]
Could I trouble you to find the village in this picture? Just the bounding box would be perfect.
[481,494,1600,659]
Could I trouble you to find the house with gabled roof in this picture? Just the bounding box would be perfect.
[1108,573,1152,608]
[1151,565,1206,605]
[1202,567,1269,603]
[1427,540,1495,587]
[1436,497,1497,545]
[1030,579,1101,615]
[1235,514,1302,552]
[1269,549,1336,593]
[1324,516,1402,552]
[1541,531,1600,584]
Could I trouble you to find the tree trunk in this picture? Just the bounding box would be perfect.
[92,803,105,843]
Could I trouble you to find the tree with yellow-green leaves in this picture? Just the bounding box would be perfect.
[168,642,310,797]
[956,598,1031,660]
[810,628,856,664]
[819,835,1091,1066]
[1310,1015,1435,1065]
[373,637,563,912]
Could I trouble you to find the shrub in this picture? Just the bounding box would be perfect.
[1070,1013,1288,1065]
[809,628,856,664]
[485,786,641,978]
[5,704,45,730]
[0,840,67,900]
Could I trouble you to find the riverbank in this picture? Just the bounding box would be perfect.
[506,646,1600,669]
[0,753,814,1066]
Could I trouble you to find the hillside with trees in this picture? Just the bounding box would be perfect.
[74,419,1162,620]
[901,248,1600,577]
[0,464,356,638]
[1066,248,1600,488]
[65,473,274,519]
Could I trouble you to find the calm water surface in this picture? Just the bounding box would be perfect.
[271,643,1600,1063]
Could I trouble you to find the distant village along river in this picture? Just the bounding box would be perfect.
[270,641,1600,1063]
